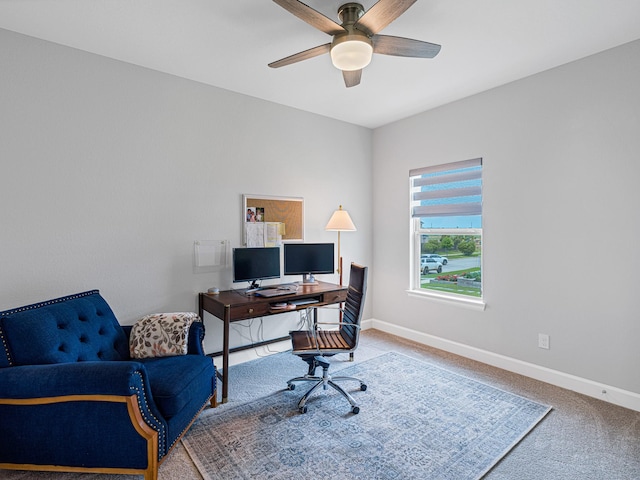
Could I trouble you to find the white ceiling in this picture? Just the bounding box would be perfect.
[2,0,640,128]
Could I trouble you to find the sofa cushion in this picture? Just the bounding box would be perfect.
[0,290,129,367]
[129,312,200,359]
[139,354,214,419]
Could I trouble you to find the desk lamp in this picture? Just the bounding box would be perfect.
[325,205,357,286]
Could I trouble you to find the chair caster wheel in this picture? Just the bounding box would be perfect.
[360,384,367,391]
[288,384,295,391]
[352,406,360,414]
[299,405,308,414]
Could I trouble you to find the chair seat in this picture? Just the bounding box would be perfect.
[290,329,352,354]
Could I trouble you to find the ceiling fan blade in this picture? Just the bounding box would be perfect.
[343,69,362,88]
[354,0,417,36]
[272,0,346,36]
[373,35,441,58]
[268,43,331,68]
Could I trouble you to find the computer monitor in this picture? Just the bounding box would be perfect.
[232,247,281,290]
[283,243,334,284]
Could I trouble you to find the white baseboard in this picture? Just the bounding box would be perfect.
[363,318,640,412]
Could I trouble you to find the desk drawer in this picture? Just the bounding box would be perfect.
[230,302,271,320]
[325,290,348,304]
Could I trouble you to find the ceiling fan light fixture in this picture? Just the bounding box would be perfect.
[330,34,373,71]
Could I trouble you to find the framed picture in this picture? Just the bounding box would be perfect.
[243,194,304,242]
[245,207,260,222]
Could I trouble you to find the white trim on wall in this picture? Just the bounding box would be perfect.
[362,319,640,413]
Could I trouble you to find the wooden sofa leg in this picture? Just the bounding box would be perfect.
[210,388,218,408]
[144,467,158,480]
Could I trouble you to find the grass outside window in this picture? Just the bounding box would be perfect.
[420,266,482,298]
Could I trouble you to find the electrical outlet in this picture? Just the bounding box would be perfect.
[538,333,550,350]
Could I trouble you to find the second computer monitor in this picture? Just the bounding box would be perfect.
[283,242,334,284]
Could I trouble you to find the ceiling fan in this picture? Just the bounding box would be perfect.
[268,0,441,88]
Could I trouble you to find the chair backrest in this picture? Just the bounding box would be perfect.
[340,263,367,350]
[0,290,129,367]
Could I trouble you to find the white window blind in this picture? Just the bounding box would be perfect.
[410,158,482,228]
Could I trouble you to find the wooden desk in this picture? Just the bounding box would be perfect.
[198,281,347,403]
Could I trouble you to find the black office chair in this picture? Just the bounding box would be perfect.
[287,263,368,414]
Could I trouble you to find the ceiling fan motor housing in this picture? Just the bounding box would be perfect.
[338,2,365,24]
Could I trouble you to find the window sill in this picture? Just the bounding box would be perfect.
[406,289,486,311]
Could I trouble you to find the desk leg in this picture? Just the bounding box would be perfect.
[222,306,230,403]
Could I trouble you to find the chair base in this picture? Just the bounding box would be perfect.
[287,356,366,414]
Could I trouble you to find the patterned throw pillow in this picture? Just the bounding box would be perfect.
[129,312,201,359]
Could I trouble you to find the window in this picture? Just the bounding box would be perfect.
[410,158,483,302]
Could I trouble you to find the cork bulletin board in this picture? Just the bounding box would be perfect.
[243,194,304,241]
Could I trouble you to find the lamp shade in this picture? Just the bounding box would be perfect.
[325,205,357,231]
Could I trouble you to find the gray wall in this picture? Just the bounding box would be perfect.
[0,29,373,354]
[372,39,640,395]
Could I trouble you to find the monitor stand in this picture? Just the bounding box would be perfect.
[244,281,261,294]
[299,273,318,286]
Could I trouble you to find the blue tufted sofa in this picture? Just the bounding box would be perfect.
[0,290,216,480]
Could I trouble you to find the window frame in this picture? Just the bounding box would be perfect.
[408,159,485,309]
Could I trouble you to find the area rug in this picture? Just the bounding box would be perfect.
[183,351,551,480]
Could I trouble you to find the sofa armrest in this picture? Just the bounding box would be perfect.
[0,361,153,399]
[187,320,206,355]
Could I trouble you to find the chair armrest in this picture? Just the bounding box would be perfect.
[0,361,151,399]
[315,322,361,329]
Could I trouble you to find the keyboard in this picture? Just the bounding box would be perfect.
[288,298,319,306]
[255,288,294,298]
